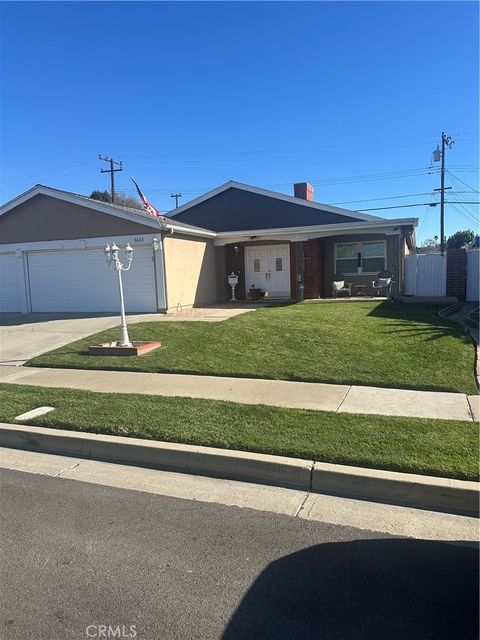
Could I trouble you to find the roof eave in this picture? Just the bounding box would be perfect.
[214,217,418,241]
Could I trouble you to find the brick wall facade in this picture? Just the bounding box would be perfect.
[446,248,467,300]
[303,239,325,298]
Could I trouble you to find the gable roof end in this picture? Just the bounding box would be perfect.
[168,180,384,223]
[0,184,216,237]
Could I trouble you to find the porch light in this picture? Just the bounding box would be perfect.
[152,237,160,251]
[104,243,111,261]
[234,245,240,256]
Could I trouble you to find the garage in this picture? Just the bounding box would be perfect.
[0,252,22,312]
[27,246,158,313]
[0,184,219,313]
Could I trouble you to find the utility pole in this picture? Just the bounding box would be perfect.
[433,133,454,255]
[171,193,182,208]
[99,155,123,204]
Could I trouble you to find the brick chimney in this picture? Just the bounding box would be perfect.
[293,182,314,201]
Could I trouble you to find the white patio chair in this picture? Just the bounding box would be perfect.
[332,274,351,298]
[371,270,394,297]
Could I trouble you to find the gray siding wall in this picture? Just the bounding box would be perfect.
[0,194,155,244]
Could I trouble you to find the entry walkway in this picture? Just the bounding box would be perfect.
[1,365,477,422]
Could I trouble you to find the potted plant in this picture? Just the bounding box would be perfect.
[249,284,261,301]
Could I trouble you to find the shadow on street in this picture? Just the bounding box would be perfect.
[222,538,479,640]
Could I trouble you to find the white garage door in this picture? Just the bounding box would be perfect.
[0,253,22,312]
[28,247,158,313]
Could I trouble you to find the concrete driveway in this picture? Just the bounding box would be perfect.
[0,313,158,366]
[0,305,256,366]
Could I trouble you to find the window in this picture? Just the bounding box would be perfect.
[253,258,260,272]
[361,241,385,273]
[335,241,386,274]
[335,243,360,274]
[275,257,283,271]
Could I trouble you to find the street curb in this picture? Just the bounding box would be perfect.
[0,423,312,491]
[312,462,479,516]
[0,423,478,516]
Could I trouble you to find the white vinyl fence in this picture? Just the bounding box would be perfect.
[466,248,479,302]
[404,253,447,297]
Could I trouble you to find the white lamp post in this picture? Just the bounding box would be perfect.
[104,241,134,347]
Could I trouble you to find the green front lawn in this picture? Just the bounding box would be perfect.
[28,301,477,394]
[2,384,478,481]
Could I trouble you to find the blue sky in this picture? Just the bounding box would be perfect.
[1,1,478,242]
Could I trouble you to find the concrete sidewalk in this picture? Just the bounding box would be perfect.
[1,364,477,421]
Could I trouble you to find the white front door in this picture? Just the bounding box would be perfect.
[244,244,291,298]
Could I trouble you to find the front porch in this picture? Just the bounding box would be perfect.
[222,233,405,302]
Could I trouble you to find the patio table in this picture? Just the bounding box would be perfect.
[352,284,368,296]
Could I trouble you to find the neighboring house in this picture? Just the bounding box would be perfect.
[0,181,417,313]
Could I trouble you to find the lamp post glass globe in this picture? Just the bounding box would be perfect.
[110,242,119,261]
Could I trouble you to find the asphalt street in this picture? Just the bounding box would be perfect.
[0,468,478,640]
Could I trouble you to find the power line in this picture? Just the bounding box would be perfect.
[332,190,474,205]
[122,133,443,159]
[356,200,478,212]
[120,167,440,196]
[0,158,95,186]
[417,204,431,240]
[447,203,479,227]
[445,172,480,223]
[120,131,478,162]
[447,170,479,193]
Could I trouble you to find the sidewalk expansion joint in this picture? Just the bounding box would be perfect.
[335,386,352,413]
[466,397,476,422]
[54,461,81,477]
[294,492,310,518]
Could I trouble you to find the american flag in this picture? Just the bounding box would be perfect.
[131,177,163,218]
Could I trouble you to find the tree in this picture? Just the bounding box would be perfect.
[447,229,476,249]
[90,190,143,210]
[419,236,440,253]
[90,189,111,203]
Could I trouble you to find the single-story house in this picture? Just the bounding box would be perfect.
[0,181,417,313]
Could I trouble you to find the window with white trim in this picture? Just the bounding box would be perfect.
[335,241,386,275]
